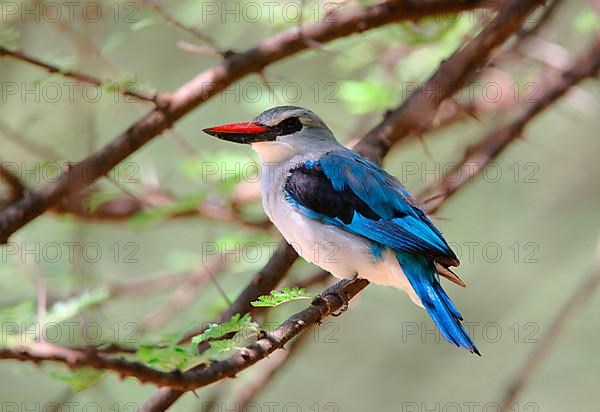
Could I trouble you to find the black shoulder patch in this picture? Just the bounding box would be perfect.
[284,163,380,224]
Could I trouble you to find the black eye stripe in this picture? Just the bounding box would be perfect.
[275,117,303,136]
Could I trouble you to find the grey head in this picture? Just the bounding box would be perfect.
[203,106,341,161]
[253,106,329,131]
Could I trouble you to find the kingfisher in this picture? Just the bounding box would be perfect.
[203,106,479,354]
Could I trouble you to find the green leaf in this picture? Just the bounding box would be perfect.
[44,289,109,325]
[205,338,237,357]
[135,345,190,371]
[190,313,258,347]
[50,368,106,392]
[136,321,200,370]
[250,287,311,308]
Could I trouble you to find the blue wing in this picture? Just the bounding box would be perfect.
[284,150,459,267]
[284,150,479,353]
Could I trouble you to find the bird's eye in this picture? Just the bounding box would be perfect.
[278,117,303,134]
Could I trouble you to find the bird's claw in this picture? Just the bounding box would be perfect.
[330,293,349,316]
[313,287,349,317]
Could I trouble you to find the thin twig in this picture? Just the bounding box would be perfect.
[0,46,161,104]
[141,0,229,56]
[354,0,547,163]
[0,279,368,390]
[205,29,600,410]
[143,0,550,407]
[53,187,270,229]
[420,33,600,210]
[0,0,500,244]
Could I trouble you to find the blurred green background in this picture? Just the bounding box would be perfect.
[1,0,599,411]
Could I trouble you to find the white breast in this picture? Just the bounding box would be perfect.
[258,158,422,306]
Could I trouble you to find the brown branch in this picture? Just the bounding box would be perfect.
[420,33,600,210]
[6,39,592,395]
[141,390,185,412]
[140,240,298,408]
[0,279,368,391]
[353,0,547,163]
[0,342,192,385]
[1,1,591,407]
[0,0,498,244]
[180,240,299,344]
[62,343,137,355]
[0,160,27,203]
[143,1,549,407]
[0,47,160,104]
[499,237,600,412]
[197,29,600,399]
[52,186,270,229]
[0,0,558,405]
[140,35,600,389]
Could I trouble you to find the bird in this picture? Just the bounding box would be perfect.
[203,105,479,354]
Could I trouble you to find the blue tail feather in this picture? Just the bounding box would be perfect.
[396,252,480,355]
[433,281,463,320]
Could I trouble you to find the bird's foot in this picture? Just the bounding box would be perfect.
[312,276,356,316]
[329,289,349,317]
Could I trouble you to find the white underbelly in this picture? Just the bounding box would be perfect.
[264,195,422,306]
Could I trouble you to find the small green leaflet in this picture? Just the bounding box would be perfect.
[206,338,237,355]
[250,287,311,308]
[44,288,109,325]
[50,368,106,392]
[191,313,258,346]
[136,346,191,372]
[135,321,198,371]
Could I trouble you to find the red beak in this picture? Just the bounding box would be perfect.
[203,121,274,144]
